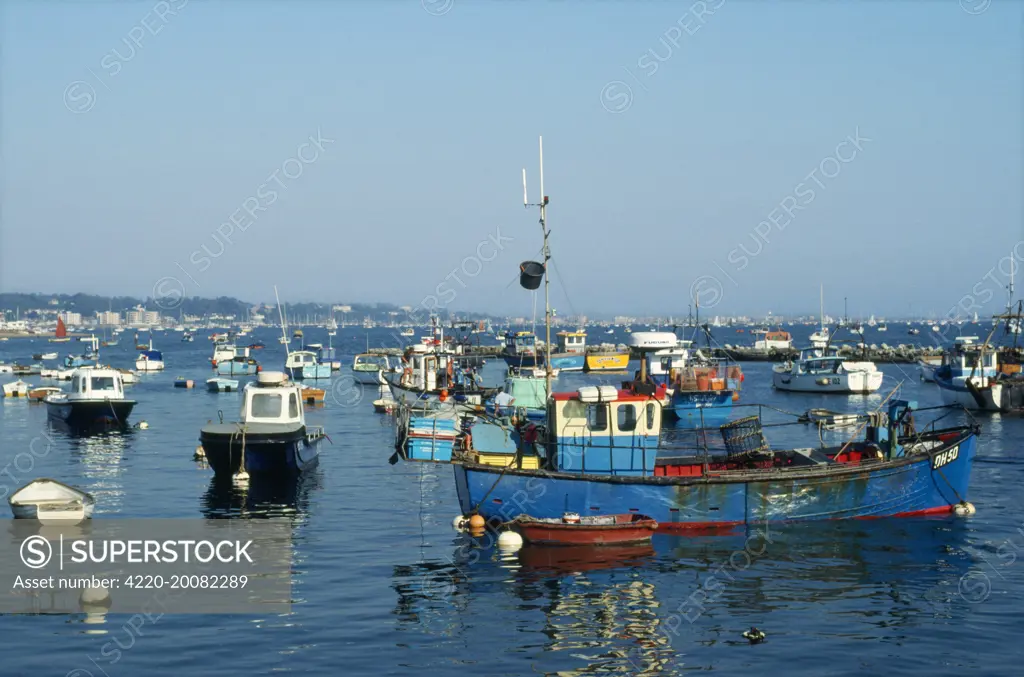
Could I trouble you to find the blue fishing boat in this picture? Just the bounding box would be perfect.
[501,331,542,368]
[284,350,331,380]
[214,345,260,376]
[500,330,587,371]
[934,336,1002,411]
[628,331,741,426]
[450,389,978,532]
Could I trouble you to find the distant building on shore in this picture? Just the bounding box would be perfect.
[96,311,122,326]
[59,311,83,326]
[127,307,160,326]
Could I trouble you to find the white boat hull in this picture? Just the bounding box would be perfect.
[773,367,884,393]
[937,382,1001,411]
[135,359,164,371]
[9,479,95,523]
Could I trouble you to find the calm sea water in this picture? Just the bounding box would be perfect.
[0,324,1021,676]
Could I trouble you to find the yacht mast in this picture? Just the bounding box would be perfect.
[1009,254,1016,313]
[819,284,825,332]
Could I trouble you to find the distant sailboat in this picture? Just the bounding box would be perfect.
[49,317,71,343]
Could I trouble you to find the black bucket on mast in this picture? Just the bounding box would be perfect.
[519,261,545,290]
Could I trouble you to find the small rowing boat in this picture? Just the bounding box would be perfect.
[512,513,658,546]
[806,408,863,428]
[9,478,94,523]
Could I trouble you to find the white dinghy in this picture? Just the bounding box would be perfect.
[9,478,95,524]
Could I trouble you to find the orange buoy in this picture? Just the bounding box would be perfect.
[439,389,449,402]
[732,391,740,402]
[468,514,485,529]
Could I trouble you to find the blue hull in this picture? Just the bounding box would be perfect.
[501,353,540,368]
[200,432,321,475]
[216,362,259,376]
[500,353,585,371]
[287,365,331,380]
[454,432,976,531]
[665,390,734,425]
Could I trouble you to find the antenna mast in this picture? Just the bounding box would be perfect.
[524,136,552,396]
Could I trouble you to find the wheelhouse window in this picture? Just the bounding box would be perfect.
[646,402,657,429]
[251,393,283,418]
[91,377,116,391]
[71,376,80,392]
[289,393,299,418]
[587,404,609,431]
[617,403,637,432]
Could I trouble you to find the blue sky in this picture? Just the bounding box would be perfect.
[1,1,1021,320]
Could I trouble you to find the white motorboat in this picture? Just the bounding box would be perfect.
[9,478,94,523]
[45,367,136,430]
[3,380,31,398]
[117,369,139,384]
[772,347,884,394]
[352,353,392,385]
[135,338,164,371]
[199,370,325,477]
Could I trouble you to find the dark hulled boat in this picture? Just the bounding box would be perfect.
[199,371,324,477]
[45,368,135,432]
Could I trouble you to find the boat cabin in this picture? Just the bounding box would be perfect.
[504,331,538,357]
[285,350,321,370]
[213,344,249,363]
[241,372,305,425]
[353,353,390,371]
[799,345,840,361]
[495,372,548,413]
[398,344,464,391]
[945,337,998,376]
[556,331,587,354]
[69,368,126,401]
[753,329,793,351]
[646,340,692,381]
[546,386,662,476]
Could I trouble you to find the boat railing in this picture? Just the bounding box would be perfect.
[306,425,325,441]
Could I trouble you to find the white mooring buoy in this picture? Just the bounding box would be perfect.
[497,530,523,551]
[452,515,468,532]
[954,501,976,516]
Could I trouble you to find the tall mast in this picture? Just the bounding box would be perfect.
[820,284,825,331]
[274,286,290,357]
[524,136,552,396]
[1010,254,1016,312]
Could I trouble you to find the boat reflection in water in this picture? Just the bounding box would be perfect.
[515,543,656,576]
[392,518,979,675]
[200,469,322,519]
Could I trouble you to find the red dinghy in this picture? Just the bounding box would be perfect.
[512,513,658,546]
